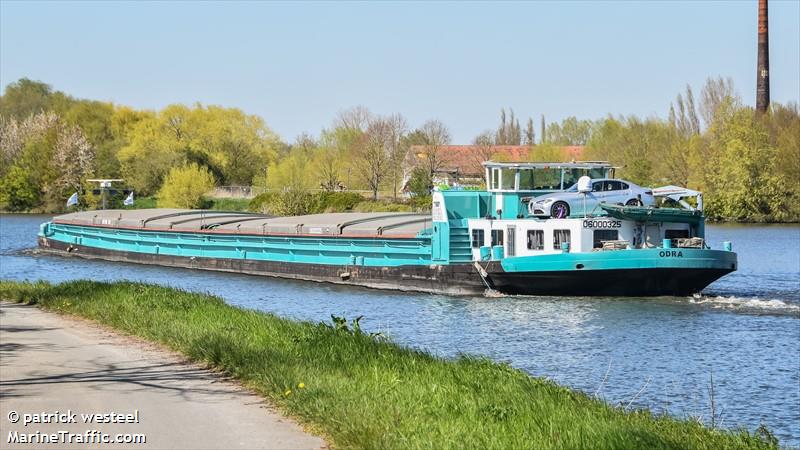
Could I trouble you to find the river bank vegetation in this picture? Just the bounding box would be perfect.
[0,280,779,449]
[0,77,797,221]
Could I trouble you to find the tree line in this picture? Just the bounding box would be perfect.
[0,77,797,221]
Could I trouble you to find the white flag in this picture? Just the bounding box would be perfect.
[123,191,135,206]
[66,192,79,207]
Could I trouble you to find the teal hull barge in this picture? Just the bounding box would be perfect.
[37,162,737,297]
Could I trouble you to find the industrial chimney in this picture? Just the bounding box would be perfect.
[756,0,770,113]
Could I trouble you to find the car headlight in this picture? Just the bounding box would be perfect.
[535,199,555,205]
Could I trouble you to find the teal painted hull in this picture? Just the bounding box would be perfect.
[500,248,737,273]
[39,221,737,296]
[489,249,737,296]
[41,222,433,267]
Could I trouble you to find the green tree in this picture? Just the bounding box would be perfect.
[0,165,39,211]
[545,116,593,146]
[527,143,565,162]
[118,103,279,194]
[0,78,53,119]
[157,163,216,209]
[701,102,789,221]
[407,166,432,197]
[265,148,314,192]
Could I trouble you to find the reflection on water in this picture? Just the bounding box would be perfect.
[1,214,799,445]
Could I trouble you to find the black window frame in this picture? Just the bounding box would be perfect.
[527,229,544,250]
[593,229,619,248]
[553,229,571,250]
[491,229,504,246]
[471,229,485,248]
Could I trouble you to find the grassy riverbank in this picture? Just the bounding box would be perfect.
[0,280,777,449]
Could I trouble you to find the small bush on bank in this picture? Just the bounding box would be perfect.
[249,191,420,216]
[352,201,412,213]
[157,163,216,209]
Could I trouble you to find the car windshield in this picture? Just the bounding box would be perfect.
[565,183,578,192]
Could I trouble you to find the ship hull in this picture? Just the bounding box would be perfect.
[37,236,487,296]
[486,267,734,296]
[38,236,735,297]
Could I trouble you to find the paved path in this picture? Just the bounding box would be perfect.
[0,302,326,449]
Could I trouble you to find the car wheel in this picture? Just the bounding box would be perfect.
[626,198,642,206]
[551,201,570,218]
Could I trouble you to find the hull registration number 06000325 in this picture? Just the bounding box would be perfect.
[582,219,622,229]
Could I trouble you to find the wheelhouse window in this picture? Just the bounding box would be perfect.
[527,230,544,250]
[588,168,608,179]
[490,168,500,190]
[593,229,619,248]
[665,229,689,239]
[471,229,485,248]
[553,229,571,250]
[500,169,516,190]
[518,170,535,190]
[491,229,504,246]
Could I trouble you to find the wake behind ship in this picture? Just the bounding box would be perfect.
[37,162,737,297]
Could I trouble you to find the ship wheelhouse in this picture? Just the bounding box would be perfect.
[433,161,707,264]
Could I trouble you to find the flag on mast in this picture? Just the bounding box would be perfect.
[123,191,135,206]
[66,192,79,207]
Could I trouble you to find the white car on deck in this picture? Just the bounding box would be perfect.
[529,179,655,218]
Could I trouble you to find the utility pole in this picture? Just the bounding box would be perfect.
[756,0,770,113]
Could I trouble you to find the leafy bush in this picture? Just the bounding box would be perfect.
[250,191,366,216]
[157,163,216,209]
[0,166,40,211]
[352,201,412,213]
[315,192,364,212]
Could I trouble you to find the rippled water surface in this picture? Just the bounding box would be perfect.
[2,214,799,445]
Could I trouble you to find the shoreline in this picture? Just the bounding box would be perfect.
[0,279,780,449]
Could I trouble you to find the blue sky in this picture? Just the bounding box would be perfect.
[2,1,798,143]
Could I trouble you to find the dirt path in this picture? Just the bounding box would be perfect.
[0,302,326,449]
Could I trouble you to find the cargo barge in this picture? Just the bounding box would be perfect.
[37,162,737,296]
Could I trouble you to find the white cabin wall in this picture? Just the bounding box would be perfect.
[468,217,696,260]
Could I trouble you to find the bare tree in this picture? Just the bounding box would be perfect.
[700,77,736,128]
[356,118,392,199]
[334,106,372,132]
[670,85,700,138]
[524,117,536,145]
[315,146,343,191]
[385,113,408,200]
[292,132,317,153]
[471,130,496,173]
[418,119,451,178]
[540,115,546,144]
[495,108,521,145]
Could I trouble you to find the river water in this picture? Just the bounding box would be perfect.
[1,214,798,445]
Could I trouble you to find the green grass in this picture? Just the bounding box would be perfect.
[0,280,777,450]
